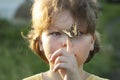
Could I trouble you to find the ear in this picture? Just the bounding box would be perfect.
[39,39,43,51]
[90,34,96,51]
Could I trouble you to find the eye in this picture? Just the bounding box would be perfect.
[49,32,61,37]
[77,31,84,37]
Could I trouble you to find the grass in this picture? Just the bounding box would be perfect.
[0,21,48,80]
[98,2,120,31]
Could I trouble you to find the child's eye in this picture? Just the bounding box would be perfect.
[76,32,84,37]
[49,32,61,37]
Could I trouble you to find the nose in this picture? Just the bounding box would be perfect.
[61,36,72,51]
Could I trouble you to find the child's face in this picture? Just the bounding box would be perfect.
[40,10,94,66]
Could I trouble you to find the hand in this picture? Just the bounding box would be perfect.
[49,49,82,80]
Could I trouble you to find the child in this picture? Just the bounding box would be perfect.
[23,0,109,80]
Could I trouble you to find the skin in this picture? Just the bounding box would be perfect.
[39,10,95,80]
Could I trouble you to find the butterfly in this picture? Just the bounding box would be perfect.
[62,22,82,38]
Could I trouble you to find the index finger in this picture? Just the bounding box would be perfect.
[49,48,67,63]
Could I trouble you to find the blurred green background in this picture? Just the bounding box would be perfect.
[0,0,120,80]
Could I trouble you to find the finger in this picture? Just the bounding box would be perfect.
[54,56,68,65]
[50,49,67,62]
[53,63,68,72]
[53,55,78,72]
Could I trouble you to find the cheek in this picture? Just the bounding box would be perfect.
[74,37,92,65]
[42,37,60,60]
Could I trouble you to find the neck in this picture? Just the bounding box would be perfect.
[78,65,90,80]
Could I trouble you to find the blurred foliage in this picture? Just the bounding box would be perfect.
[0,1,120,80]
[0,20,49,80]
[14,0,32,21]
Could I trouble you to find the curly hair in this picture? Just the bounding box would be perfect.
[27,0,100,63]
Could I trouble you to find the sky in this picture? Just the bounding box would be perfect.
[0,0,24,19]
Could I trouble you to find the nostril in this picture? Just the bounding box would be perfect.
[62,41,67,47]
[61,35,72,49]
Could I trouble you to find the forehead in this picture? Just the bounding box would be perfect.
[51,10,73,30]
[49,10,87,32]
